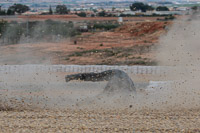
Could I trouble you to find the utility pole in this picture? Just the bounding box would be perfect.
[26,15,29,43]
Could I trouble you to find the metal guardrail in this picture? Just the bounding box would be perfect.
[0,65,170,75]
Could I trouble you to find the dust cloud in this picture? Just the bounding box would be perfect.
[0,71,107,110]
[154,12,200,109]
[1,13,200,111]
[0,20,74,65]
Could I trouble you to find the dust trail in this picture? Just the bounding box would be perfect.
[1,14,200,111]
[0,20,75,65]
[154,12,200,109]
[0,71,107,110]
[77,14,200,110]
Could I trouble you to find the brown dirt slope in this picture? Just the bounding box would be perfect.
[116,21,169,36]
[66,21,171,65]
[0,21,171,65]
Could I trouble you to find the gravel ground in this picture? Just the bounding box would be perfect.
[0,108,200,132]
[0,72,200,133]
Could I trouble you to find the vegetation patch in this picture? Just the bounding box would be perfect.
[87,22,120,31]
[0,20,81,45]
[68,44,157,66]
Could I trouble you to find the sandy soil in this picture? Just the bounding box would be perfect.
[0,72,200,132]
[0,108,200,132]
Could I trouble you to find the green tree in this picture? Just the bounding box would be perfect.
[0,10,6,15]
[77,12,86,17]
[191,6,198,11]
[112,7,116,11]
[130,2,154,12]
[98,11,106,17]
[93,9,97,13]
[49,5,53,15]
[56,5,68,14]
[156,6,169,11]
[7,8,15,15]
[3,23,24,44]
[0,20,7,37]
[8,4,30,14]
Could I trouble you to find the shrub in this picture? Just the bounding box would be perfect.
[77,12,86,17]
[98,11,106,17]
[8,4,30,14]
[156,6,169,11]
[56,5,68,14]
[0,10,6,15]
[0,20,81,45]
[0,20,7,36]
[93,23,119,30]
[130,2,154,12]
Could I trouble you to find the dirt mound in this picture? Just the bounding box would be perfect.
[116,21,171,37]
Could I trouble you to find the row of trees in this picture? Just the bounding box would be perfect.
[45,5,69,15]
[130,2,169,12]
[54,3,170,16]
[0,20,80,44]
[0,4,30,15]
[0,4,69,15]
[0,2,170,16]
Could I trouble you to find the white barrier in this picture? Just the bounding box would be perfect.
[146,81,174,91]
[0,65,171,75]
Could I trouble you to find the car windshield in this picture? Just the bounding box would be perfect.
[0,0,199,132]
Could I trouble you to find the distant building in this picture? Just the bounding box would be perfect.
[79,25,88,32]
[122,11,136,15]
[118,17,123,23]
[22,11,40,15]
[176,7,189,11]
[151,11,184,15]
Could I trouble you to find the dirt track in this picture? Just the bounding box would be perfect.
[0,71,200,132]
[1,108,200,132]
[18,15,163,22]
